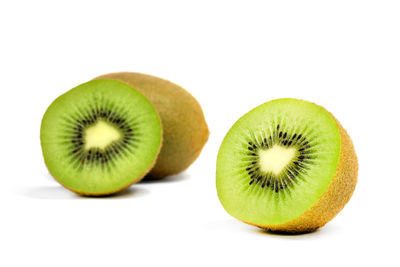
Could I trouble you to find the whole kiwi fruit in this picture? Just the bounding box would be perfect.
[95,72,209,179]
[216,98,358,233]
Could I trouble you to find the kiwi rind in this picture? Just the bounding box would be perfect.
[216,99,358,233]
[94,72,209,179]
[243,118,358,233]
[41,80,163,196]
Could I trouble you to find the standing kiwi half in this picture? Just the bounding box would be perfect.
[40,80,162,196]
[216,98,358,233]
[94,72,209,179]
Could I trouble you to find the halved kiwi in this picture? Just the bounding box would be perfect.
[40,79,162,196]
[216,98,358,233]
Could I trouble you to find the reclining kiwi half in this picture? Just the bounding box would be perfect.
[40,80,162,196]
[216,98,358,233]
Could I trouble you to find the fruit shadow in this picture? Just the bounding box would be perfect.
[140,172,190,184]
[21,185,149,200]
[253,224,339,239]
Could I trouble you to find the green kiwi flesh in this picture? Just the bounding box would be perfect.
[216,98,357,232]
[40,80,162,196]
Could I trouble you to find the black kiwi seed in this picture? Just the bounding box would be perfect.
[261,180,266,188]
[244,124,316,193]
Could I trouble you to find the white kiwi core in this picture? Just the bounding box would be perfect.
[84,120,122,150]
[259,145,297,175]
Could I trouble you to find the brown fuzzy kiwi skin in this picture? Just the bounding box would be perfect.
[94,72,209,179]
[242,117,358,233]
[43,133,163,197]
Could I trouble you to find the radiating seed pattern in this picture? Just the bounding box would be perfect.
[58,99,140,171]
[244,124,317,193]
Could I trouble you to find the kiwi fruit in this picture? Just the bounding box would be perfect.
[40,79,162,196]
[216,98,358,233]
[94,72,209,179]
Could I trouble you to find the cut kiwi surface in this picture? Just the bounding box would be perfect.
[40,80,162,196]
[216,98,357,233]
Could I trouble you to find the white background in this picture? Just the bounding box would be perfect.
[1,1,399,266]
